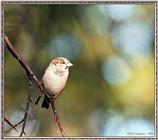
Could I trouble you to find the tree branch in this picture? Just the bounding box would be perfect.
[4,36,51,99]
[5,116,26,136]
[20,77,32,137]
[4,117,18,133]
[4,35,66,136]
[51,101,66,136]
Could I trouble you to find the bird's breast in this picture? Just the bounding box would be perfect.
[42,67,68,95]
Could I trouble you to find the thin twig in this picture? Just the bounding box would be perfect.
[5,115,26,135]
[20,76,32,137]
[51,101,66,136]
[4,117,18,133]
[53,90,64,101]
[35,94,42,105]
[35,81,43,105]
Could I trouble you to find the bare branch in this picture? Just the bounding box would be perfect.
[4,35,66,136]
[5,116,26,136]
[4,36,51,99]
[20,78,32,136]
[51,101,66,136]
[4,117,18,133]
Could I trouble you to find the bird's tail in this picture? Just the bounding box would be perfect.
[42,95,50,109]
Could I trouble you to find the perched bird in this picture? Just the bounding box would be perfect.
[41,57,73,109]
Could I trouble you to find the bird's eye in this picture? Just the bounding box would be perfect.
[62,61,65,64]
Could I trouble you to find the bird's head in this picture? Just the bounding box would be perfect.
[50,57,73,72]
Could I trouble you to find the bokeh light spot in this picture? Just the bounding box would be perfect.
[48,33,80,60]
[100,114,154,136]
[102,56,131,86]
[106,5,135,21]
[111,22,153,60]
[121,22,152,58]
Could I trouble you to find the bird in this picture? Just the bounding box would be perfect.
[41,57,73,109]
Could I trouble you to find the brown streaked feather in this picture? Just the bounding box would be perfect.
[51,57,65,65]
[51,59,60,65]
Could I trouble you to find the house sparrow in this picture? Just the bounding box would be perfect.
[41,57,73,109]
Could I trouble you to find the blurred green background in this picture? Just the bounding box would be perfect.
[4,4,155,137]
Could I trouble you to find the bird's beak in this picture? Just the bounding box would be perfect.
[67,62,73,67]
